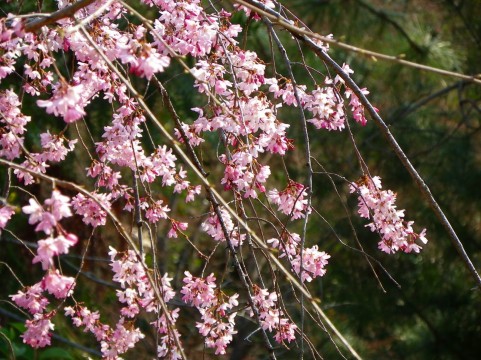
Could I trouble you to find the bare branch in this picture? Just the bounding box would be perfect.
[23,0,96,33]
[232,0,481,85]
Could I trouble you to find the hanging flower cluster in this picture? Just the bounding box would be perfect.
[268,232,330,282]
[350,176,428,253]
[181,272,239,355]
[10,190,77,347]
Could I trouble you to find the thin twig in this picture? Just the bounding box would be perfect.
[232,0,481,85]
[302,36,481,291]
[265,19,312,359]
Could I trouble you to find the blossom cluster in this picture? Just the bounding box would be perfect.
[62,247,183,359]
[0,90,31,160]
[0,204,15,233]
[250,285,297,344]
[10,190,77,348]
[268,63,370,131]
[181,272,239,355]
[64,304,146,359]
[267,232,330,282]
[108,247,183,359]
[11,270,75,348]
[268,180,311,220]
[201,207,246,247]
[350,176,428,253]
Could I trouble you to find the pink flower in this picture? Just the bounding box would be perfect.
[39,131,77,162]
[0,205,14,231]
[33,233,78,270]
[182,271,239,354]
[42,269,76,299]
[22,198,43,225]
[145,199,170,223]
[22,312,55,348]
[10,283,49,315]
[201,208,245,247]
[44,190,72,221]
[71,192,110,227]
[167,220,188,238]
[181,271,217,308]
[268,181,310,220]
[250,285,297,343]
[268,232,330,282]
[128,45,170,80]
[350,176,428,254]
[345,87,369,126]
[37,82,87,123]
[22,191,72,235]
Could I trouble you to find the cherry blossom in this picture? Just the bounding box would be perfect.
[267,232,330,282]
[0,205,15,232]
[1,0,430,357]
[350,176,428,253]
[0,90,31,160]
[71,192,111,227]
[181,272,239,354]
[202,207,245,247]
[251,285,297,343]
[33,233,78,270]
[10,283,49,315]
[268,180,311,220]
[22,312,55,348]
[42,269,76,299]
[37,82,87,123]
[22,190,72,235]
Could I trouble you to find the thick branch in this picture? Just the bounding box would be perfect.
[24,0,96,33]
[0,158,188,360]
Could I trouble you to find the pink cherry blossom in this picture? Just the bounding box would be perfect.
[201,207,245,247]
[268,180,311,220]
[71,192,111,227]
[267,232,330,282]
[33,233,78,270]
[22,312,55,348]
[181,271,239,354]
[10,283,49,315]
[22,190,72,235]
[37,82,87,123]
[145,199,170,223]
[42,269,76,299]
[350,176,428,254]
[0,205,14,231]
[250,285,297,343]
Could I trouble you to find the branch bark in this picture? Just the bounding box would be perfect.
[24,0,96,33]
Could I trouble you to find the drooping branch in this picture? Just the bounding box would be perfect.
[231,0,481,290]
[304,40,481,291]
[232,0,481,85]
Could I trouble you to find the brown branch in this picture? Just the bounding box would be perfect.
[232,0,481,85]
[305,40,481,291]
[23,0,96,33]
